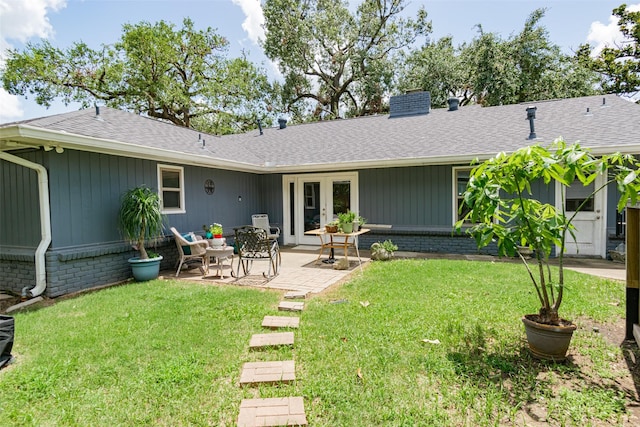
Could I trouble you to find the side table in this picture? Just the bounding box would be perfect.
[205,246,235,278]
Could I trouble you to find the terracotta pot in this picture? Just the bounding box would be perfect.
[522,314,577,361]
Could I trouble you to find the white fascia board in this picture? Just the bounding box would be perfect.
[0,125,264,173]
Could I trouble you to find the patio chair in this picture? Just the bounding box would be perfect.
[170,227,209,277]
[251,214,280,240]
[234,226,280,279]
[251,214,282,267]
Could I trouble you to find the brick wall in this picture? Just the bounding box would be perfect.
[0,240,181,298]
[358,229,496,255]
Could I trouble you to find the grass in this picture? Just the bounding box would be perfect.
[0,259,633,426]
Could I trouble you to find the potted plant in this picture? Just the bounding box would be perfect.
[370,240,398,261]
[353,215,367,232]
[338,210,356,233]
[455,140,639,361]
[207,223,225,246]
[118,185,166,281]
[325,220,339,233]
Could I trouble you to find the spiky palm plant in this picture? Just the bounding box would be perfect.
[118,186,165,259]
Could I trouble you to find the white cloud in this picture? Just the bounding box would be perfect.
[0,0,66,121]
[0,88,23,122]
[587,3,640,56]
[231,0,265,45]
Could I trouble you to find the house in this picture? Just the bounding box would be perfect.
[1,92,639,298]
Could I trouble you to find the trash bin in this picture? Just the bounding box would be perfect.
[0,315,15,369]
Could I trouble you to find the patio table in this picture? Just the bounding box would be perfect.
[205,245,235,278]
[304,228,369,269]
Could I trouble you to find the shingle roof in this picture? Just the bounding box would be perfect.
[2,94,639,172]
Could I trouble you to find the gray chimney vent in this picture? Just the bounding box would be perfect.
[278,118,287,129]
[447,97,460,111]
[389,91,431,118]
[526,106,537,139]
[257,119,263,135]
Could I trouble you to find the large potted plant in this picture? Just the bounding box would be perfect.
[455,140,639,361]
[118,185,166,281]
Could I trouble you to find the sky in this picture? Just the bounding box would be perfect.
[0,0,638,123]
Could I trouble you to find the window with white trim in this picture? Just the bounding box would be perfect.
[453,167,472,223]
[158,164,185,213]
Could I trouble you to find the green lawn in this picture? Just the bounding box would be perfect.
[0,259,633,426]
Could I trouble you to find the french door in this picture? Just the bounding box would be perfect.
[282,172,358,245]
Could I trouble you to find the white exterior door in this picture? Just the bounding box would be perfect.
[557,175,607,258]
[282,172,358,246]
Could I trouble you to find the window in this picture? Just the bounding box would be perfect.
[304,183,316,209]
[565,179,595,212]
[453,168,472,223]
[158,164,185,213]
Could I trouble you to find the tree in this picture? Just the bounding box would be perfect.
[1,18,274,134]
[261,0,430,120]
[577,4,640,99]
[396,36,466,108]
[400,9,600,107]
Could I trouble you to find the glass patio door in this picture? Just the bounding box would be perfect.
[282,172,358,246]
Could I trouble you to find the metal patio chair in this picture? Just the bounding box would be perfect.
[233,226,280,280]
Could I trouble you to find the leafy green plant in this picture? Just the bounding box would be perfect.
[118,185,166,260]
[338,210,356,224]
[370,239,398,260]
[455,139,639,325]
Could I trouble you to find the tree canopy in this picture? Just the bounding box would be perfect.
[399,9,601,108]
[1,18,274,134]
[262,0,430,120]
[577,4,640,99]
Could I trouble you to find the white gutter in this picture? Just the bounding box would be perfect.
[0,151,50,297]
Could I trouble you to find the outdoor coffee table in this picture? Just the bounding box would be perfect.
[205,246,235,278]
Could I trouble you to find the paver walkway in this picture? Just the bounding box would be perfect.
[239,360,296,385]
[249,332,294,349]
[284,291,307,299]
[237,397,307,427]
[278,301,304,312]
[236,294,307,426]
[262,316,300,329]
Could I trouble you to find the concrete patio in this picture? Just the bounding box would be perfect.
[164,245,369,294]
[164,244,628,297]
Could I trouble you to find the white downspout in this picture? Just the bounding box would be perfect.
[0,151,51,297]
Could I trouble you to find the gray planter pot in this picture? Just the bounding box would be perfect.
[0,315,15,369]
[128,255,163,281]
[522,314,577,361]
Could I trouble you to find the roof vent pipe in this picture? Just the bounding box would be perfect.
[278,118,287,129]
[526,106,537,139]
[447,97,460,111]
[257,119,263,135]
[94,105,103,121]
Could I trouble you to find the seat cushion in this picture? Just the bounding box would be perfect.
[182,233,193,255]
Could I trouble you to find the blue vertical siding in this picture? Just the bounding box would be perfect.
[359,165,453,228]
[0,150,42,247]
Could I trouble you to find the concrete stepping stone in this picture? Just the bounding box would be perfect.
[262,316,300,329]
[284,291,307,299]
[237,397,307,427]
[249,332,294,349]
[278,301,304,312]
[239,360,295,386]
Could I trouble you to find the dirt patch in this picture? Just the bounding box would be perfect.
[0,295,22,314]
[510,317,640,426]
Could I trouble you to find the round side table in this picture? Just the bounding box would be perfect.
[205,246,235,278]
